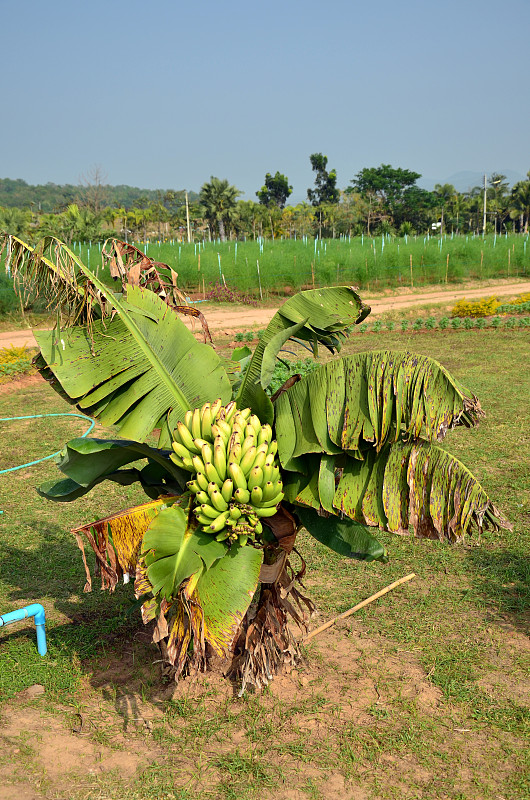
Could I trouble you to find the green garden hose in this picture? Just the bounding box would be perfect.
[0,412,95,513]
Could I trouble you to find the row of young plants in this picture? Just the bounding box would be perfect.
[233,313,530,345]
[358,315,530,333]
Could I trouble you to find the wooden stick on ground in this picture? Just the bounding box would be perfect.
[303,573,416,643]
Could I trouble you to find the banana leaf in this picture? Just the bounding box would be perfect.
[275,351,484,464]
[72,495,183,592]
[284,441,511,542]
[142,506,263,660]
[34,283,231,446]
[37,437,187,501]
[143,506,226,599]
[4,236,231,445]
[235,287,370,419]
[295,506,388,562]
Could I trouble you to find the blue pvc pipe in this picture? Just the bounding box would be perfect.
[0,603,47,656]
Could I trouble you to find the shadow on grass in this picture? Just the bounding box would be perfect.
[465,546,530,634]
[0,518,167,716]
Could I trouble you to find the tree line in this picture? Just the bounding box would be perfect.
[1,156,529,243]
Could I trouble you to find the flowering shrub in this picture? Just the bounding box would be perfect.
[0,346,35,383]
[451,296,499,318]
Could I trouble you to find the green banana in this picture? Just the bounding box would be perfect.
[204,461,223,486]
[213,445,227,481]
[195,512,216,526]
[250,485,263,504]
[241,435,256,456]
[228,442,242,464]
[196,471,209,491]
[209,487,229,512]
[200,403,212,439]
[247,466,264,490]
[215,530,230,542]
[267,441,278,457]
[256,492,283,508]
[201,442,214,465]
[195,490,210,505]
[211,423,229,445]
[221,478,234,504]
[229,462,247,491]
[261,457,274,484]
[258,424,272,447]
[172,441,192,460]
[238,534,248,547]
[169,453,185,469]
[176,422,199,453]
[252,450,267,471]
[191,408,202,440]
[216,419,232,439]
[209,398,222,421]
[200,503,220,519]
[229,506,242,520]
[239,446,257,476]
[191,454,206,474]
[207,510,231,533]
[234,487,251,504]
[253,505,280,517]
[261,480,280,502]
[184,410,193,428]
[248,414,261,435]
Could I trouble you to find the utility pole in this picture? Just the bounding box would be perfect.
[185,191,192,244]
[483,173,487,236]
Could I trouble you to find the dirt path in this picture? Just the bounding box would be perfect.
[1,279,529,349]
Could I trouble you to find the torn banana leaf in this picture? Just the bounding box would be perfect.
[236,286,370,418]
[31,265,230,446]
[275,351,484,464]
[285,441,511,542]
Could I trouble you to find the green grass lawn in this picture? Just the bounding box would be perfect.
[0,328,528,800]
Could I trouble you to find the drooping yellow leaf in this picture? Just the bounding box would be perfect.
[72,495,182,591]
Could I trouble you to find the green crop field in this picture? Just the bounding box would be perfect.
[68,233,530,296]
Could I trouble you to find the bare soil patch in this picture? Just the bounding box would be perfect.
[0,617,525,800]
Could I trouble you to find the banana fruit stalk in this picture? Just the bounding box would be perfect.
[171,400,283,546]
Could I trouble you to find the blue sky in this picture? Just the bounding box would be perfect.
[1,0,529,200]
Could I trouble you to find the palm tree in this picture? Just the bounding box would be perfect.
[433,183,456,236]
[199,177,240,242]
[509,175,530,234]
[0,207,31,238]
[1,235,512,693]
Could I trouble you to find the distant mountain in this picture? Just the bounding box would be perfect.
[418,169,527,193]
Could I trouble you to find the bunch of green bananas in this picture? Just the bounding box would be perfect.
[170,400,284,546]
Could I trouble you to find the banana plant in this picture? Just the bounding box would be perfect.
[2,235,511,693]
